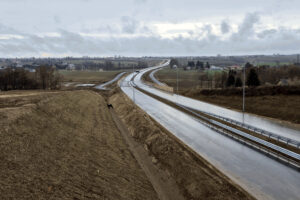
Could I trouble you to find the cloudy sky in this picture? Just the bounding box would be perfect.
[0,0,300,57]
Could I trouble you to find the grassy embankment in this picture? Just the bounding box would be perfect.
[0,90,157,199]
[156,68,300,124]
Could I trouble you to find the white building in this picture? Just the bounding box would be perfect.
[67,64,76,71]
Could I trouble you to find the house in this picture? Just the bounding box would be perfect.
[16,63,23,68]
[228,65,242,70]
[24,68,36,72]
[0,66,6,70]
[67,64,76,71]
[209,65,223,71]
[277,79,289,86]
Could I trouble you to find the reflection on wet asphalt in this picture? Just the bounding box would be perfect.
[121,70,300,200]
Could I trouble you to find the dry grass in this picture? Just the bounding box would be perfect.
[183,92,300,124]
[0,90,157,199]
[156,68,202,90]
[59,70,124,83]
[155,69,300,124]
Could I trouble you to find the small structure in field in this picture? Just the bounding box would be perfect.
[277,79,289,86]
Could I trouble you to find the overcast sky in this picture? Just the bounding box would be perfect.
[0,0,300,57]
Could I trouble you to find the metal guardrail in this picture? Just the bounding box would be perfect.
[201,111,300,148]
[176,103,300,164]
[205,121,300,169]
[132,60,300,167]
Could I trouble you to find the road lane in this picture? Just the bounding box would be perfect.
[139,64,300,142]
[149,68,165,86]
[95,72,126,90]
[120,73,300,200]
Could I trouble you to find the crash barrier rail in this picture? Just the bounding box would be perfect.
[176,103,300,168]
[200,111,300,149]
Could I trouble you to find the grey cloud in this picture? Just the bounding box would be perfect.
[1,27,299,57]
[1,13,300,57]
[134,0,147,4]
[221,21,230,34]
[257,29,277,39]
[0,23,21,34]
[236,12,260,39]
[121,16,153,35]
[121,16,139,34]
[54,16,61,24]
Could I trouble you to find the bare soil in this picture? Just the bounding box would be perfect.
[0,90,157,199]
[109,88,255,200]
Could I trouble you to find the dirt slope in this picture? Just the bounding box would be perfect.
[0,90,157,199]
[109,89,255,200]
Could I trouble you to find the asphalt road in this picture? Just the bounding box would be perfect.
[135,65,300,142]
[94,72,126,90]
[149,68,165,86]
[120,67,300,200]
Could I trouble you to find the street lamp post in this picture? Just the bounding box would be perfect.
[132,64,135,103]
[243,63,246,112]
[176,65,179,95]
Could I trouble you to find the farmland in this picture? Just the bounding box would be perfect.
[155,68,222,91]
[59,70,125,83]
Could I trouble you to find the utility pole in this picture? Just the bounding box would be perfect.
[176,65,179,95]
[132,65,135,103]
[243,63,246,112]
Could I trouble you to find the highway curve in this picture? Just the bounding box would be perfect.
[120,64,300,200]
[95,72,126,90]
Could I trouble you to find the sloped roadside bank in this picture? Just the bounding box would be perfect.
[0,90,158,199]
[109,88,255,200]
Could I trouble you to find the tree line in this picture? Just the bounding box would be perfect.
[169,58,210,70]
[198,63,262,89]
[0,66,62,91]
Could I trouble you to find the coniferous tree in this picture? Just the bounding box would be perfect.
[235,77,243,87]
[246,68,260,87]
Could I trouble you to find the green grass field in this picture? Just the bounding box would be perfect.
[59,70,125,83]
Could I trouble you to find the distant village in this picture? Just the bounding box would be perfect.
[1,54,299,73]
[0,57,151,72]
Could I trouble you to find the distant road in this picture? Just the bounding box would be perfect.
[95,72,126,90]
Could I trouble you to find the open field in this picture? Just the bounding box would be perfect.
[156,68,221,91]
[0,90,157,199]
[59,70,125,83]
[155,69,300,124]
[181,88,300,124]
